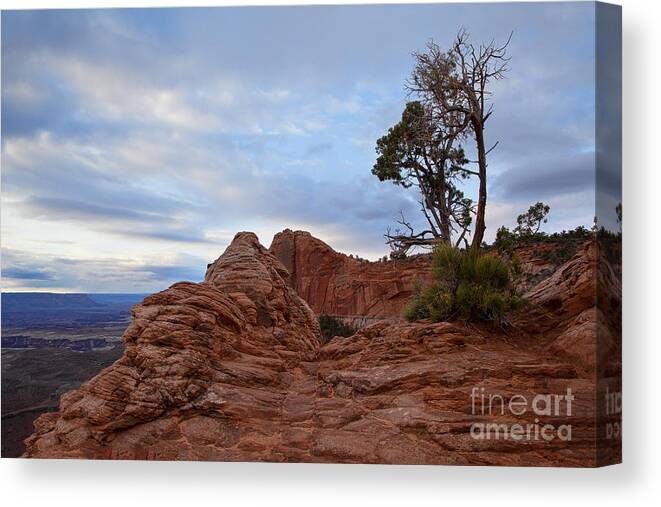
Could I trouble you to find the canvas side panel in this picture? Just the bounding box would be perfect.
[595,1,622,467]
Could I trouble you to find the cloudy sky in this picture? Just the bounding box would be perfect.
[2,3,604,292]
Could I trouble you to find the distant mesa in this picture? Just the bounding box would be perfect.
[1,292,147,332]
[2,293,103,312]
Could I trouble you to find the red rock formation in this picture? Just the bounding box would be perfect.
[269,229,432,322]
[24,232,620,466]
[268,230,592,324]
[25,233,321,460]
[518,242,621,372]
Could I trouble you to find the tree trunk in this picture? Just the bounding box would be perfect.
[471,120,487,251]
[437,163,452,241]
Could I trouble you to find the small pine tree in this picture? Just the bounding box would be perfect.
[514,202,550,237]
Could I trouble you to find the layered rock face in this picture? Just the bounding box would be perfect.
[269,229,432,322]
[25,233,321,460]
[24,233,620,466]
[268,229,586,324]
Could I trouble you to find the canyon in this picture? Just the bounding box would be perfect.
[23,230,621,466]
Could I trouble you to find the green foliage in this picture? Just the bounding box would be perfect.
[514,202,550,237]
[371,101,473,252]
[372,102,469,188]
[372,101,425,187]
[549,225,591,240]
[488,224,596,270]
[493,225,516,254]
[319,314,358,343]
[493,202,553,254]
[404,243,522,324]
[492,224,593,250]
[403,280,451,322]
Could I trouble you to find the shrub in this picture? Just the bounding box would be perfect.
[403,281,451,322]
[493,225,516,254]
[319,314,358,343]
[403,243,522,324]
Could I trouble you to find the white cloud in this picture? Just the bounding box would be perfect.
[57,57,219,131]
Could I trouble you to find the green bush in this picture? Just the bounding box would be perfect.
[493,225,516,254]
[403,243,523,323]
[319,314,358,343]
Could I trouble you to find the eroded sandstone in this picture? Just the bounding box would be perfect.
[269,229,433,322]
[24,231,621,466]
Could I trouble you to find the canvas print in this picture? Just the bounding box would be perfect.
[1,2,621,466]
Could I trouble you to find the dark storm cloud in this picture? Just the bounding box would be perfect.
[595,4,622,232]
[493,151,595,200]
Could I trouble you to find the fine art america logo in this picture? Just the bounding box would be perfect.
[469,387,574,442]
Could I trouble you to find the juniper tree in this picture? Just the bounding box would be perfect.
[372,101,474,254]
[407,30,511,251]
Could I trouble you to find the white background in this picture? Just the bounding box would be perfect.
[0,0,658,505]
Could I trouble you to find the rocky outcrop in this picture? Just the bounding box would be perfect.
[24,232,321,460]
[24,232,620,466]
[313,321,601,466]
[269,229,432,321]
[517,242,621,374]
[268,230,590,324]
